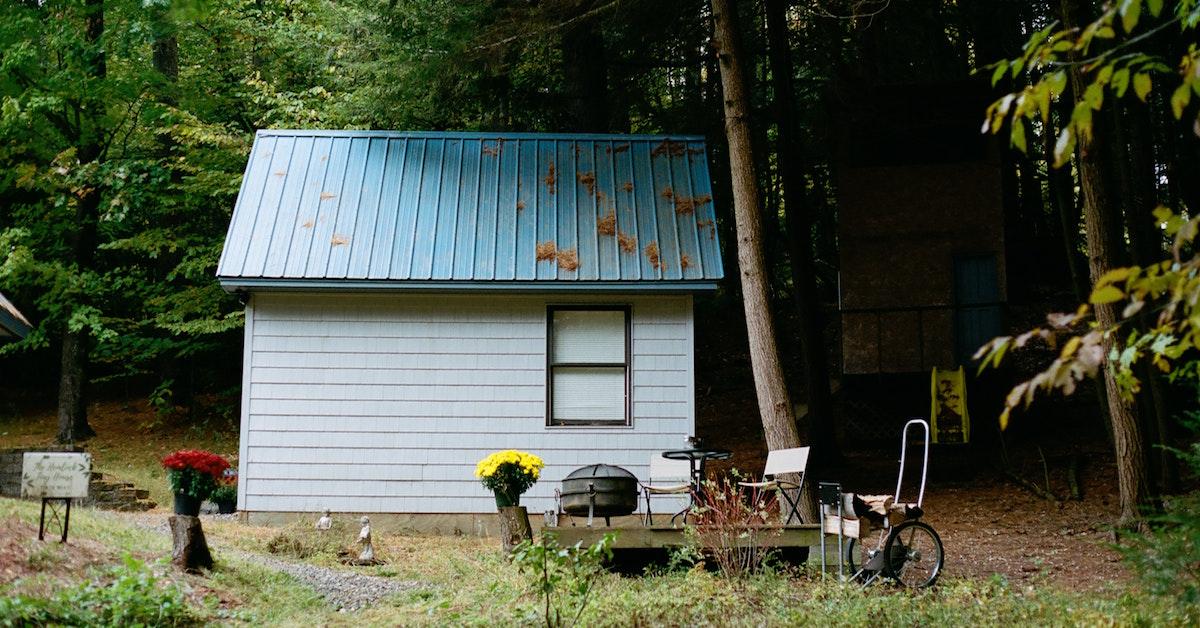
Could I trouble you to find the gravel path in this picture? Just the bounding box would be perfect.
[122,512,423,611]
[243,552,422,612]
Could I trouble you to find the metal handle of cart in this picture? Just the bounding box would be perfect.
[895,418,930,509]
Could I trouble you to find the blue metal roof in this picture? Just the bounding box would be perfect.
[0,291,31,340]
[217,130,724,290]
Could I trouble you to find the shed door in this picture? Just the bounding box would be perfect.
[954,255,1003,364]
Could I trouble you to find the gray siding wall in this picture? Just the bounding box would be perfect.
[238,292,694,513]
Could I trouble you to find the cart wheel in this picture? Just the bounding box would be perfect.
[843,535,881,582]
[883,520,943,588]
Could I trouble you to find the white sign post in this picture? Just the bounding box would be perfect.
[22,452,91,542]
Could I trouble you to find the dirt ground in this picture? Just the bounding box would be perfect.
[699,409,1131,591]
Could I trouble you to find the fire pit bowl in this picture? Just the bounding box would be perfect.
[560,464,639,524]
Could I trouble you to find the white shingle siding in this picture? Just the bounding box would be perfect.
[237,292,694,514]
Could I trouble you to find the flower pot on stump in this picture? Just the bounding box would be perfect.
[173,492,202,516]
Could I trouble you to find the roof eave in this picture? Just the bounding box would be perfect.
[219,278,721,293]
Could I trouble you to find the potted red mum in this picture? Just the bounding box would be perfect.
[162,449,230,516]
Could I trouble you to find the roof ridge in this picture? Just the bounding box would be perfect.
[255,129,707,142]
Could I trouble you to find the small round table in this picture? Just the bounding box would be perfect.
[661,447,733,515]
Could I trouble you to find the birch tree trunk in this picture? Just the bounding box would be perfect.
[710,0,812,522]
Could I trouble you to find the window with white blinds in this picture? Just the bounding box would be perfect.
[547,307,629,426]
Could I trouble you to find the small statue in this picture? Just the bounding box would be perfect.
[315,509,332,531]
[357,516,374,562]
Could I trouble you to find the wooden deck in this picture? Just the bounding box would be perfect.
[543,524,823,550]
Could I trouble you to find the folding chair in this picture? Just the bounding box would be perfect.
[738,446,810,524]
[640,455,694,526]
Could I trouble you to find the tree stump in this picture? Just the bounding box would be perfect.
[169,515,213,572]
[498,506,532,553]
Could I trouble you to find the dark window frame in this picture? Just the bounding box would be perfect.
[545,305,632,427]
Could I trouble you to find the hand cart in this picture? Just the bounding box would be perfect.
[823,418,945,588]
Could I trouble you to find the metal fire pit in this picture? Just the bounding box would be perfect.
[559,464,639,526]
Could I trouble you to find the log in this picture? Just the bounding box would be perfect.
[498,506,532,553]
[169,515,213,572]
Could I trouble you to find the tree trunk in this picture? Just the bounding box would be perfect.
[56,0,105,444]
[1045,98,1089,302]
[561,1,610,132]
[764,0,837,461]
[1061,0,1150,527]
[169,515,214,572]
[1117,102,1177,494]
[710,0,812,523]
[498,506,532,553]
[56,327,93,443]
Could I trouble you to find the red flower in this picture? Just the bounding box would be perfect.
[162,449,230,479]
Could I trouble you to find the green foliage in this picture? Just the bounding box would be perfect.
[1119,410,1200,602]
[982,0,1200,165]
[512,532,615,628]
[976,209,1200,428]
[0,554,198,627]
[209,478,238,504]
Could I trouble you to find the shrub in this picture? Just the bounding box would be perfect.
[688,471,780,578]
[1119,412,1200,602]
[209,474,237,504]
[0,555,199,627]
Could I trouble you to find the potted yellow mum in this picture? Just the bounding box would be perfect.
[475,450,544,508]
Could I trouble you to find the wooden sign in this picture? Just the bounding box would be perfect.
[21,452,91,499]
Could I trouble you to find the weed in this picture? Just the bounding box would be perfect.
[512,532,615,628]
[0,554,198,627]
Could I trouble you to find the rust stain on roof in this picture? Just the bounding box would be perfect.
[556,248,580,271]
[544,163,557,195]
[577,171,596,196]
[651,139,687,158]
[674,194,712,216]
[535,240,557,262]
[597,210,617,236]
[618,231,637,253]
[645,241,662,270]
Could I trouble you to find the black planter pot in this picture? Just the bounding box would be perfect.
[173,492,202,516]
[216,499,237,514]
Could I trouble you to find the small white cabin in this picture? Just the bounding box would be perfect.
[217,130,723,520]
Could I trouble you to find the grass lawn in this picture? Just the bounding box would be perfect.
[1,496,1196,626]
[2,403,1196,625]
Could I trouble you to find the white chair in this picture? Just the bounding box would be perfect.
[738,446,810,524]
[640,455,694,526]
